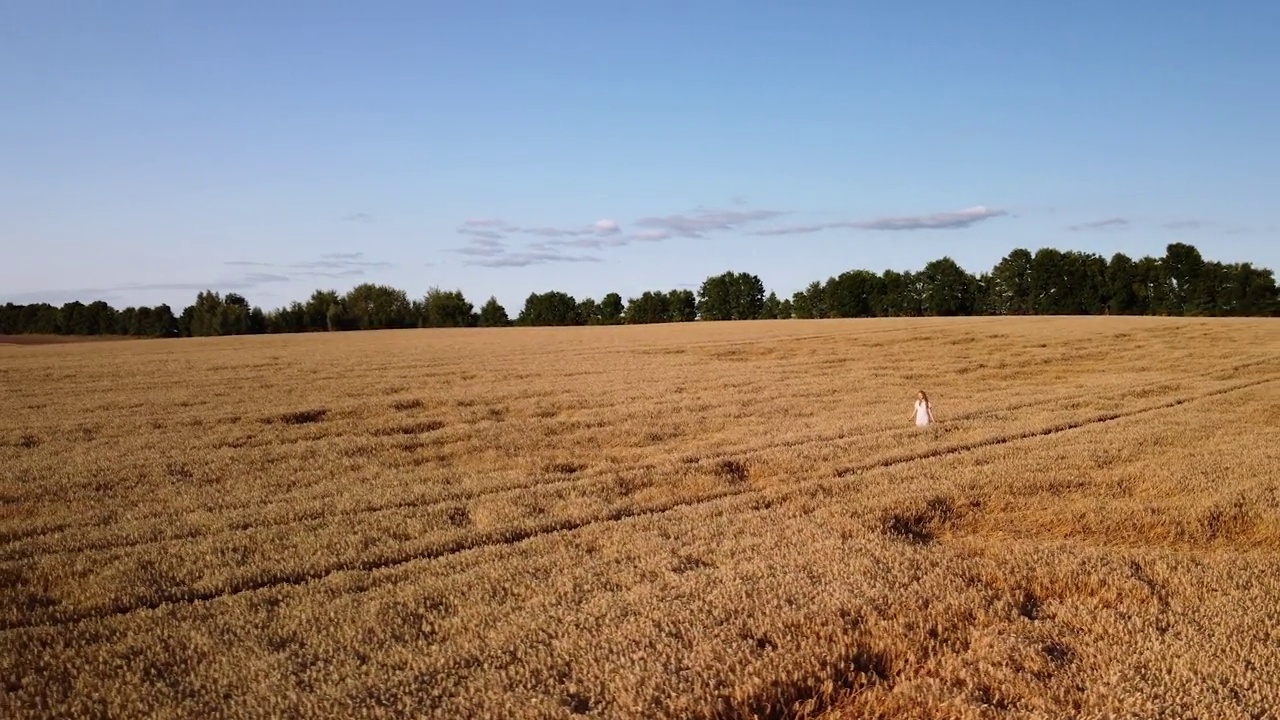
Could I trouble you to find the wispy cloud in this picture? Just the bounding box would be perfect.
[856,205,1007,230]
[295,259,394,270]
[295,268,366,279]
[464,251,602,268]
[449,202,1007,269]
[538,236,630,250]
[458,227,507,241]
[463,218,517,230]
[633,230,674,242]
[2,273,293,305]
[450,217,627,262]
[634,209,787,238]
[243,273,292,284]
[754,205,1007,236]
[459,217,622,240]
[1066,217,1129,232]
[452,243,507,257]
[220,252,395,282]
[342,212,373,223]
[1,289,127,305]
[1222,224,1278,235]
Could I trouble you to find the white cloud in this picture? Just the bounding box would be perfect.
[755,205,1008,235]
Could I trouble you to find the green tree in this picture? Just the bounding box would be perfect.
[219,293,252,335]
[778,298,794,319]
[58,301,89,335]
[267,302,309,333]
[421,288,477,328]
[971,273,993,315]
[919,258,977,316]
[84,300,117,335]
[478,296,510,327]
[305,290,343,331]
[1029,248,1070,314]
[517,291,580,326]
[785,283,818,318]
[876,271,917,317]
[325,301,352,332]
[988,248,1034,315]
[599,293,625,324]
[1107,253,1140,315]
[344,283,415,330]
[577,297,601,325]
[667,289,697,321]
[1162,242,1205,316]
[826,270,883,318]
[117,307,137,335]
[762,291,782,319]
[624,291,671,324]
[1235,264,1280,316]
[152,304,179,337]
[1134,256,1170,315]
[187,291,220,336]
[697,271,765,320]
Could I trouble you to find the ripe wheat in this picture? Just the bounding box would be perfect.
[1,317,1278,718]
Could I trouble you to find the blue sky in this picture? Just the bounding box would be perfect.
[3,1,1278,312]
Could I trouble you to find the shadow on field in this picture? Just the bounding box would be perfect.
[270,408,328,425]
[878,495,970,545]
[702,640,895,720]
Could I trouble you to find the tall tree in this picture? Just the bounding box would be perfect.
[1029,248,1070,314]
[1162,242,1206,316]
[876,271,916,317]
[920,258,977,316]
[825,270,882,318]
[421,288,477,328]
[762,291,783,320]
[988,248,1034,315]
[1235,264,1280,316]
[478,296,510,327]
[58,301,89,335]
[517,291,580,326]
[344,283,415,330]
[304,290,343,331]
[667,289,697,322]
[1134,256,1170,315]
[700,271,766,320]
[577,297,601,325]
[599,293,625,324]
[793,281,828,319]
[1106,253,1140,315]
[624,291,671,324]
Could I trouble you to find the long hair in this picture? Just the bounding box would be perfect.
[918,390,929,404]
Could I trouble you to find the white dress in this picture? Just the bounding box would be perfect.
[914,399,932,427]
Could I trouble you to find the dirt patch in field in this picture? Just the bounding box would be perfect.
[0,335,140,346]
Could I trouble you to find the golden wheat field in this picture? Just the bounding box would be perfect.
[2,317,1279,719]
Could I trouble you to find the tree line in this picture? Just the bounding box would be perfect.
[1,243,1276,338]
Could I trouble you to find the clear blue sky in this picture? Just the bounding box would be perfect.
[3,1,1278,312]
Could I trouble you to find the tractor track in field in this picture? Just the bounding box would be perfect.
[3,354,1276,563]
[3,373,1274,634]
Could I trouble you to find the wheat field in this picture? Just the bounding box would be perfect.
[2,317,1278,719]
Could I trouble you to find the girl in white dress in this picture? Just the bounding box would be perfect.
[911,390,935,428]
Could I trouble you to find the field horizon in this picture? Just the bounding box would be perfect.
[3,316,1278,718]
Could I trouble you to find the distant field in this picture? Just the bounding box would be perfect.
[2,317,1278,719]
[0,334,137,346]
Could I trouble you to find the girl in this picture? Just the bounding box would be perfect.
[911,390,935,428]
